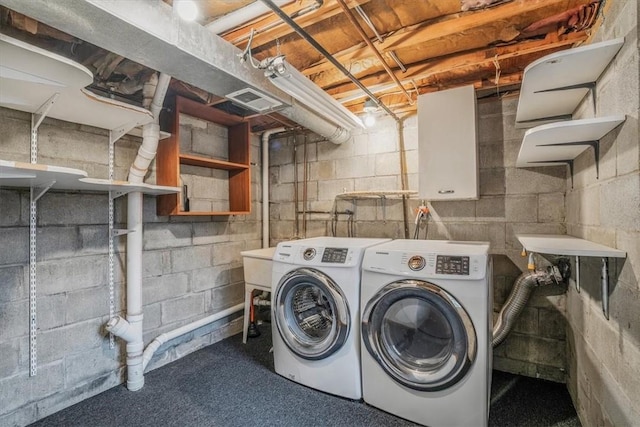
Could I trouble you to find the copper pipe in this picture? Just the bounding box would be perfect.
[336,0,414,105]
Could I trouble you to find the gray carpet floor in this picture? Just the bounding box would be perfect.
[31,325,580,427]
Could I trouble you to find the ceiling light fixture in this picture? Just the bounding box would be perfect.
[264,56,364,130]
[175,0,198,22]
[363,98,378,127]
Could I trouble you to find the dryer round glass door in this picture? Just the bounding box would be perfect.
[362,279,476,391]
[274,268,350,360]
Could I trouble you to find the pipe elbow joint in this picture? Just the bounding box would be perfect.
[106,314,143,344]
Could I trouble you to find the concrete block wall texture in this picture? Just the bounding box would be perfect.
[180,116,231,212]
[564,1,640,425]
[0,108,262,426]
[268,95,569,382]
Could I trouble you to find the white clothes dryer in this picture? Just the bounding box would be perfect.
[271,236,391,400]
[360,239,492,427]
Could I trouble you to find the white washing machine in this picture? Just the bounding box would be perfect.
[271,236,391,400]
[360,239,492,427]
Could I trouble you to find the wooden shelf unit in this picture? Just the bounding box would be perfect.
[156,96,251,216]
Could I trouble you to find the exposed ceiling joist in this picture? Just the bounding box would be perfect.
[327,30,589,101]
[304,0,592,86]
[1,0,605,122]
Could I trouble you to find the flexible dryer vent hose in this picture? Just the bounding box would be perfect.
[492,264,566,347]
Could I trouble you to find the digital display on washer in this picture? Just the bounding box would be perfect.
[435,255,470,275]
[322,248,348,263]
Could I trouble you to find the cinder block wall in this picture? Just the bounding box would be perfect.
[0,108,263,425]
[269,95,569,382]
[565,1,640,425]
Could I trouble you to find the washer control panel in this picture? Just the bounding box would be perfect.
[321,247,349,263]
[435,255,470,275]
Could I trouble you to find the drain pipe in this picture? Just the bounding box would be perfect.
[492,262,569,347]
[141,303,244,370]
[262,127,287,248]
[105,72,171,391]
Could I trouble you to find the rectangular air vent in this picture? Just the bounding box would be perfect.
[225,87,283,113]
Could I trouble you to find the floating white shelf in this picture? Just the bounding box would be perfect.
[0,159,88,187]
[515,115,626,183]
[0,159,180,196]
[77,178,181,196]
[517,233,626,320]
[517,234,626,258]
[335,190,417,199]
[0,33,153,132]
[515,38,624,128]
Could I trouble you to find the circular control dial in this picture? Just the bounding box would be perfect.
[303,248,316,260]
[408,255,426,271]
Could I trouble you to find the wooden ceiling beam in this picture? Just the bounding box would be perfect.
[325,30,589,100]
[222,0,373,50]
[344,71,524,115]
[303,0,591,77]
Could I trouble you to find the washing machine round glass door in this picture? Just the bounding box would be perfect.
[362,279,476,391]
[274,267,350,360]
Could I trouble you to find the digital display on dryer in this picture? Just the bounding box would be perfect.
[322,248,348,263]
[436,255,470,275]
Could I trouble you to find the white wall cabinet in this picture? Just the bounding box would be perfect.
[418,85,478,200]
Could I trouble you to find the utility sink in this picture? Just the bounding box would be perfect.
[241,247,276,288]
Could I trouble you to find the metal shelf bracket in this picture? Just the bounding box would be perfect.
[601,257,609,320]
[575,256,580,293]
[113,229,133,236]
[110,191,128,200]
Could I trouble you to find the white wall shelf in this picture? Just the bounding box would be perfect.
[1,34,177,375]
[517,234,626,320]
[0,33,154,133]
[515,38,624,128]
[516,234,626,258]
[516,115,626,185]
[0,160,180,196]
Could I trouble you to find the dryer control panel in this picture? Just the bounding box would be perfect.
[363,250,487,280]
[435,255,470,275]
[321,248,349,263]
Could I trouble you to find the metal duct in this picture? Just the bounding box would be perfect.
[492,263,568,347]
[0,0,352,144]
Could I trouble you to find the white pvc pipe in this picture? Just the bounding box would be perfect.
[262,127,286,248]
[106,72,172,391]
[129,73,171,183]
[126,193,144,390]
[205,0,291,34]
[142,303,244,370]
